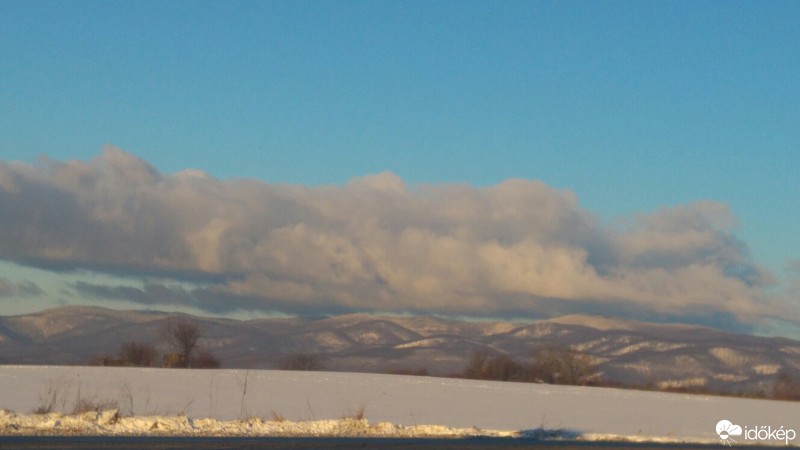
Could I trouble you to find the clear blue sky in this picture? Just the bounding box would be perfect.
[1,1,798,295]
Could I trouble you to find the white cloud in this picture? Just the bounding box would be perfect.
[0,148,781,324]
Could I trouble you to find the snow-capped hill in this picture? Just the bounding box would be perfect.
[1,306,799,394]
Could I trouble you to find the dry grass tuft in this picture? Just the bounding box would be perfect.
[342,404,366,421]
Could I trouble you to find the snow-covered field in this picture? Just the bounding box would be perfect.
[2,365,800,445]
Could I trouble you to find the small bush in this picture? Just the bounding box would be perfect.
[162,352,183,368]
[342,404,366,420]
[119,341,159,367]
[72,397,118,414]
[89,355,123,366]
[772,371,800,401]
[278,353,325,371]
[32,380,63,414]
[385,368,429,376]
[191,351,222,369]
[461,349,531,382]
[529,346,597,386]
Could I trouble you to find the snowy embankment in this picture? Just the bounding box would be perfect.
[1,366,799,444]
[0,409,519,438]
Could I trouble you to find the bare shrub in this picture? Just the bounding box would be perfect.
[270,411,286,422]
[162,352,183,368]
[342,404,366,420]
[119,341,159,367]
[33,380,63,414]
[529,346,596,386]
[462,349,529,382]
[89,355,123,366]
[353,404,366,420]
[119,383,134,416]
[191,351,221,369]
[772,371,800,401]
[385,368,429,376]
[72,397,118,414]
[32,405,53,415]
[278,353,325,371]
[458,347,596,386]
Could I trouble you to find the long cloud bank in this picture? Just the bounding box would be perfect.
[0,148,780,325]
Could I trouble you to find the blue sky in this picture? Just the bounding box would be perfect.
[0,1,798,332]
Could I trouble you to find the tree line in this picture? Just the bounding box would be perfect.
[458,347,597,385]
[274,347,599,387]
[88,320,800,403]
[90,317,220,369]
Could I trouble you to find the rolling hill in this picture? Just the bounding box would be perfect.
[1,306,798,394]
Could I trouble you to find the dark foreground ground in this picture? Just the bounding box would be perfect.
[0,437,757,450]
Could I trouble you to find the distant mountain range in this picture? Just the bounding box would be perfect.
[1,306,798,394]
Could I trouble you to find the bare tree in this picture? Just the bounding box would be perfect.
[462,348,492,379]
[162,318,202,368]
